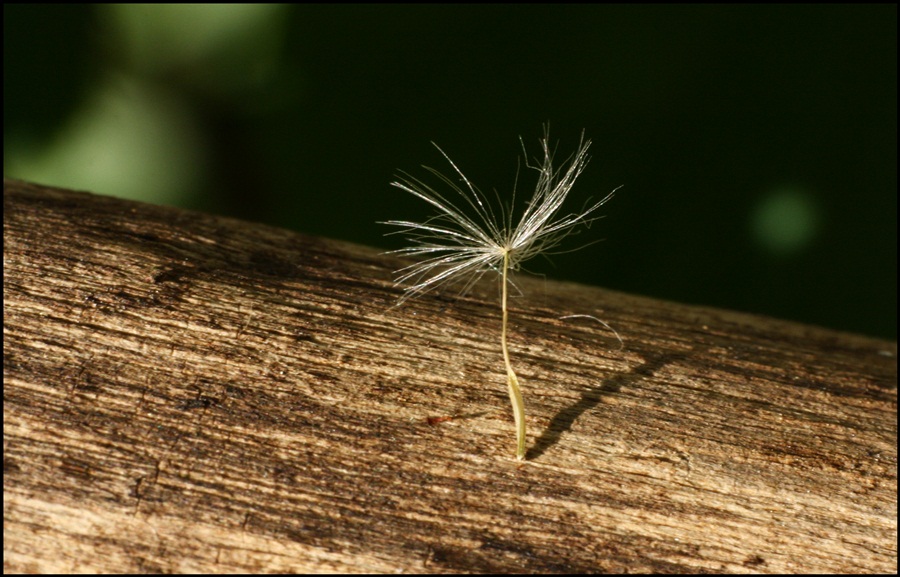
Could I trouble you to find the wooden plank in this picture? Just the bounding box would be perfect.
[3,179,896,573]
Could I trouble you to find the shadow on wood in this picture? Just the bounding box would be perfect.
[4,179,896,573]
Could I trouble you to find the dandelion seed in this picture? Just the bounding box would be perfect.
[382,126,618,460]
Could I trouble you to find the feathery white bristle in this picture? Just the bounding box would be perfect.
[383,127,615,302]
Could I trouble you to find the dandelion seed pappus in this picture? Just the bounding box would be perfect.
[382,125,620,460]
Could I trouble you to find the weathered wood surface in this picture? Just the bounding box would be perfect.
[3,178,896,573]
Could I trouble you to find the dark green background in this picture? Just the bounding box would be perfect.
[5,5,896,339]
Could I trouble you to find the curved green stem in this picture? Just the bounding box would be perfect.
[501,251,526,460]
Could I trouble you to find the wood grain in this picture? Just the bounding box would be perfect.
[4,179,896,573]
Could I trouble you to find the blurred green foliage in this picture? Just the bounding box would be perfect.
[4,5,896,339]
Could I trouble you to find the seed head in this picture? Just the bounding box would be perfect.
[383,127,615,302]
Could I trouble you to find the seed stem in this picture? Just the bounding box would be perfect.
[501,250,526,460]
